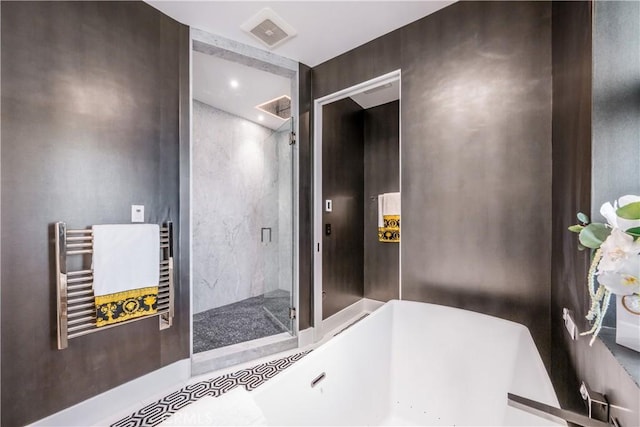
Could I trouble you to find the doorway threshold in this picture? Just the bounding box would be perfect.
[191,332,297,376]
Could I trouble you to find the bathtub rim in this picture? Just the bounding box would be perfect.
[252,298,561,425]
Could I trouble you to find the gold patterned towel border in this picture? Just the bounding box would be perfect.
[95,286,158,327]
[379,215,400,243]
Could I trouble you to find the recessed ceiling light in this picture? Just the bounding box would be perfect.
[230,79,239,89]
[258,115,265,122]
[255,95,291,120]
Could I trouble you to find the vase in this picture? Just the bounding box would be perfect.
[616,294,640,352]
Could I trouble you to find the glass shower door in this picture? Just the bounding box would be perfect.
[261,117,294,335]
[192,106,295,354]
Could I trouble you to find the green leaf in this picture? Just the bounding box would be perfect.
[578,244,586,251]
[577,212,590,224]
[579,223,611,249]
[568,224,584,233]
[626,227,640,238]
[616,201,640,220]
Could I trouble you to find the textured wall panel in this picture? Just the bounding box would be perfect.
[551,2,640,425]
[298,63,313,329]
[363,101,400,302]
[312,1,552,364]
[192,101,287,313]
[0,2,189,424]
[591,0,640,214]
[322,98,365,319]
[400,1,552,364]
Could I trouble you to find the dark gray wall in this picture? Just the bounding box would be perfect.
[551,2,639,426]
[0,2,190,425]
[592,0,640,213]
[363,101,400,302]
[314,0,553,363]
[401,0,552,364]
[313,30,401,100]
[298,63,313,330]
[322,98,365,319]
[550,0,594,414]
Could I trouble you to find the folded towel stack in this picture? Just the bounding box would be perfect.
[92,224,160,327]
[378,192,401,243]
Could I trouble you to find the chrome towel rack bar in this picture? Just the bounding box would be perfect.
[55,222,175,350]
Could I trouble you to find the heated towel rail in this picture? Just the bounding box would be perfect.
[55,222,175,350]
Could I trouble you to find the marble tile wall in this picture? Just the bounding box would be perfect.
[193,101,292,313]
[276,128,293,295]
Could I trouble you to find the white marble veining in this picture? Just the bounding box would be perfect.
[192,28,298,76]
[276,129,293,293]
[193,101,293,314]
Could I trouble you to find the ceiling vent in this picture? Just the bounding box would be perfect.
[256,95,291,120]
[241,8,297,49]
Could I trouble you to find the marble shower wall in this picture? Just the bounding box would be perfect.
[193,101,292,314]
[277,128,293,295]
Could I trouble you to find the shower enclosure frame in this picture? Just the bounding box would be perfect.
[189,29,300,374]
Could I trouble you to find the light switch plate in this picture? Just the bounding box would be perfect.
[562,308,578,340]
[325,200,332,212]
[131,205,144,223]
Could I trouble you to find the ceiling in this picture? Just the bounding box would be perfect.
[350,79,400,109]
[153,1,453,131]
[146,1,455,67]
[193,51,291,130]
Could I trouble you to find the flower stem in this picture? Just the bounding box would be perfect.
[580,248,611,345]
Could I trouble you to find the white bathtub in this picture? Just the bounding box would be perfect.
[252,300,562,426]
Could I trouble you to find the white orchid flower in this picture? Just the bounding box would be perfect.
[598,268,640,295]
[600,194,640,231]
[597,228,640,272]
[600,202,619,228]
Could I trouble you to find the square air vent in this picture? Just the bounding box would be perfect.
[256,95,291,120]
[241,8,297,49]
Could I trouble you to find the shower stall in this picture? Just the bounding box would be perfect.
[192,115,294,354]
[191,32,298,366]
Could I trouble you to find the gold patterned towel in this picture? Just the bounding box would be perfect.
[378,192,401,243]
[92,224,160,327]
[378,215,400,242]
[95,286,158,327]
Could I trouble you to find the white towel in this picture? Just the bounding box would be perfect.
[92,224,159,297]
[158,388,267,426]
[383,192,401,216]
[377,194,385,228]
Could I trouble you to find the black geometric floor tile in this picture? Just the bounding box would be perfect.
[112,351,310,427]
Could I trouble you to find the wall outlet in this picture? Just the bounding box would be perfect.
[131,205,144,223]
[563,308,578,340]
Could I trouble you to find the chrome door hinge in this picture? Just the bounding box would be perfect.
[289,131,296,145]
[289,307,297,320]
